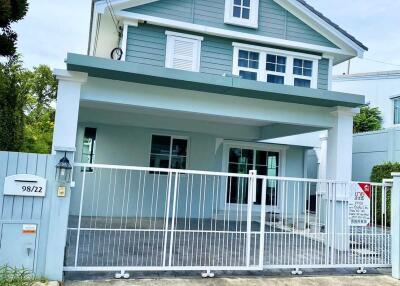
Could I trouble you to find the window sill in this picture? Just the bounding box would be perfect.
[224,18,258,29]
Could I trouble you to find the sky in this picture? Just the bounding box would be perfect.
[11,0,400,75]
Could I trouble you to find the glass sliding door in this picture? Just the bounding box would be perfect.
[226,147,280,207]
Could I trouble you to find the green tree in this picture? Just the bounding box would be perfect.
[0,56,26,151]
[353,106,382,134]
[21,65,57,153]
[0,0,29,56]
[0,57,57,153]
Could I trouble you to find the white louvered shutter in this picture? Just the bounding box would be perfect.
[166,35,201,72]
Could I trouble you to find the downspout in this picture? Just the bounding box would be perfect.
[87,0,96,55]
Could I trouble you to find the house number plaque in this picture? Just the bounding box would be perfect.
[3,174,47,197]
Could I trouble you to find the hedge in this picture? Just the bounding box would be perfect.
[370,162,400,227]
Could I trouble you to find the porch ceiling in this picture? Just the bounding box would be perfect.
[66,53,364,108]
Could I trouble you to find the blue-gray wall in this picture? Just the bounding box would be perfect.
[70,121,306,218]
[125,0,337,48]
[352,127,400,182]
[126,24,330,89]
[0,152,54,276]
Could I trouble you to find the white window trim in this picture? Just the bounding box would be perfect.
[392,97,400,126]
[232,42,320,89]
[149,134,190,170]
[224,0,259,29]
[165,31,203,72]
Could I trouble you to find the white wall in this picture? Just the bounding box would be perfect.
[333,71,400,128]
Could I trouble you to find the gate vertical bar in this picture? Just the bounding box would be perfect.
[391,173,400,279]
[246,170,256,267]
[168,172,179,266]
[74,167,86,267]
[259,177,267,268]
[162,171,173,267]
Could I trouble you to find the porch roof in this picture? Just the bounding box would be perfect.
[66,53,364,108]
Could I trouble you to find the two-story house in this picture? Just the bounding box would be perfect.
[50,0,376,278]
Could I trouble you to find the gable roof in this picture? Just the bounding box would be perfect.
[295,0,367,51]
[94,0,368,54]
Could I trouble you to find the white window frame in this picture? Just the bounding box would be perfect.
[220,140,287,213]
[149,134,190,170]
[232,42,321,89]
[165,31,203,72]
[393,97,400,126]
[224,0,259,29]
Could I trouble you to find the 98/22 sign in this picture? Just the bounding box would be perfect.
[4,174,47,197]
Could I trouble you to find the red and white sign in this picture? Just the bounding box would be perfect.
[349,183,371,227]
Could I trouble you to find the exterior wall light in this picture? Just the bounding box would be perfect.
[56,152,72,183]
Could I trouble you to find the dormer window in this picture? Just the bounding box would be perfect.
[224,0,259,29]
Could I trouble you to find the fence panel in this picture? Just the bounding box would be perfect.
[64,163,391,273]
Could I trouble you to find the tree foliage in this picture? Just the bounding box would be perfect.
[0,56,25,151]
[0,56,57,153]
[0,0,29,56]
[370,162,400,227]
[353,106,382,134]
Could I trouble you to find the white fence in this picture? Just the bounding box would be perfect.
[64,163,391,273]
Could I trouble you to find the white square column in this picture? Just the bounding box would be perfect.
[44,70,87,281]
[325,107,358,252]
[52,70,88,153]
[326,107,357,182]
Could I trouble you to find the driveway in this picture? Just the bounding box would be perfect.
[65,275,400,286]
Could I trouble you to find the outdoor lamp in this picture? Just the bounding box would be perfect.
[56,152,72,183]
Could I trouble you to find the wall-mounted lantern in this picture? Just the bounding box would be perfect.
[56,152,72,183]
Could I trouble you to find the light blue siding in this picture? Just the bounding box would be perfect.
[126,24,330,89]
[318,58,329,90]
[125,0,337,48]
[126,24,166,67]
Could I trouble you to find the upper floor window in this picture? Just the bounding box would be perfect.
[237,50,259,80]
[233,42,320,89]
[266,54,287,84]
[293,59,313,88]
[394,98,400,125]
[224,0,259,29]
[165,31,203,72]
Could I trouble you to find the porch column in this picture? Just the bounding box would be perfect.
[392,173,400,279]
[326,107,358,251]
[44,70,87,281]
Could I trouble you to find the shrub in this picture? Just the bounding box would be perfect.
[370,162,400,227]
[0,266,46,286]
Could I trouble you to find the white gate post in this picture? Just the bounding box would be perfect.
[246,170,257,267]
[44,70,87,281]
[391,173,400,279]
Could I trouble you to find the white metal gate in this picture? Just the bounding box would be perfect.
[64,164,391,273]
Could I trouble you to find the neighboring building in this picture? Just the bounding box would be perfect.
[333,71,400,181]
[334,71,400,128]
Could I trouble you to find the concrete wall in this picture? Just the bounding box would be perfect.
[352,127,400,182]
